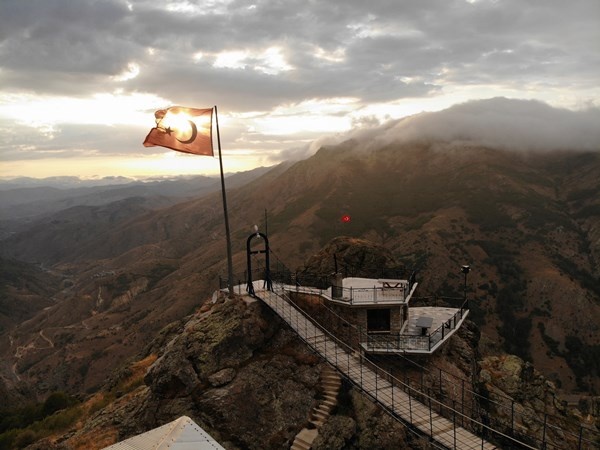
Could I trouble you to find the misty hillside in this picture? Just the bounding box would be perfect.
[1,138,599,420]
[0,167,273,229]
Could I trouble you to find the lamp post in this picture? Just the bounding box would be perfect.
[461,265,470,303]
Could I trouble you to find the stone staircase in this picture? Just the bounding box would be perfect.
[290,364,342,450]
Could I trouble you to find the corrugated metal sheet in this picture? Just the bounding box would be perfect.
[102,416,225,450]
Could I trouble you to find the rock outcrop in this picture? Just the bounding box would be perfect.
[477,354,596,448]
[301,236,400,276]
[53,294,324,449]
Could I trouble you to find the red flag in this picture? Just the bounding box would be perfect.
[143,106,213,156]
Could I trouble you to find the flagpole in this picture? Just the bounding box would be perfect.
[214,105,235,296]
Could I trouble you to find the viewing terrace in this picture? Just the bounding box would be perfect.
[293,276,416,306]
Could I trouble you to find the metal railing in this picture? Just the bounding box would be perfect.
[287,288,600,449]
[361,300,469,352]
[221,257,600,449]
[256,285,537,450]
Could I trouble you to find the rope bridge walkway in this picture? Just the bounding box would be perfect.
[255,286,514,450]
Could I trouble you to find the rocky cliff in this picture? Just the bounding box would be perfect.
[22,290,429,449]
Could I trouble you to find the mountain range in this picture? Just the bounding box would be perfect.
[0,134,599,446]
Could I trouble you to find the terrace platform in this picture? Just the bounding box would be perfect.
[362,306,469,354]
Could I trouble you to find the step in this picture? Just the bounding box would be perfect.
[320,398,337,408]
[309,418,325,428]
[321,371,339,379]
[321,375,341,383]
[321,371,341,379]
[316,404,332,415]
[294,428,318,446]
[292,436,312,448]
[323,386,340,394]
[290,443,310,450]
[310,410,329,421]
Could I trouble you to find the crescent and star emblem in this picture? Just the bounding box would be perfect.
[176,120,198,144]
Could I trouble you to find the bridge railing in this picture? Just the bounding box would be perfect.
[260,286,546,450]
[278,286,600,450]
[222,258,600,449]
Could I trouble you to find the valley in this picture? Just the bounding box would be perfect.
[0,141,599,448]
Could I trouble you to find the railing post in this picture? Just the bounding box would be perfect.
[360,354,363,388]
[461,379,465,427]
[453,399,457,450]
[472,394,476,435]
[429,393,434,439]
[392,376,395,411]
[347,352,350,376]
[542,413,548,449]
[439,368,443,398]
[408,378,413,423]
[511,400,515,435]
[335,341,338,367]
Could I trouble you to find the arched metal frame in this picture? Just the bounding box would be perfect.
[246,232,272,295]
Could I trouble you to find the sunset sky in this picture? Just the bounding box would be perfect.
[1,0,599,180]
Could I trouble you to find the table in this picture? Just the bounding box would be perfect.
[415,316,433,336]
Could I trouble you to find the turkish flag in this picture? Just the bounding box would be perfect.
[143,106,213,156]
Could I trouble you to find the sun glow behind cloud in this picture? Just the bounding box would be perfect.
[0,92,169,128]
[111,62,140,82]
[117,150,258,178]
[212,47,293,75]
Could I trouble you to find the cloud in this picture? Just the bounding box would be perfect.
[342,98,600,152]
[1,0,599,178]
[0,121,151,161]
[2,0,598,110]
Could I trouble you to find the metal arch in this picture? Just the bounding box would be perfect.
[246,231,272,295]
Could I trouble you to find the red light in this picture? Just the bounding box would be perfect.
[341,214,351,223]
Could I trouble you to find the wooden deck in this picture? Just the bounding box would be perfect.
[257,288,505,450]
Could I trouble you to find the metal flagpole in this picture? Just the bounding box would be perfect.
[214,105,234,296]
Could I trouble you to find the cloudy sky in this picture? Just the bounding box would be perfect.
[1,0,599,179]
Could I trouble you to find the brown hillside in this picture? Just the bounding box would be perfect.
[1,141,599,404]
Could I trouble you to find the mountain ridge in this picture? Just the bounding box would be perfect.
[0,139,598,409]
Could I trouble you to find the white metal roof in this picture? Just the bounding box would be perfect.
[102,416,224,450]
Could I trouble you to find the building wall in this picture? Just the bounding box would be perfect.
[329,303,404,334]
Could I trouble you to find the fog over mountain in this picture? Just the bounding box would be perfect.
[286,98,600,161]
